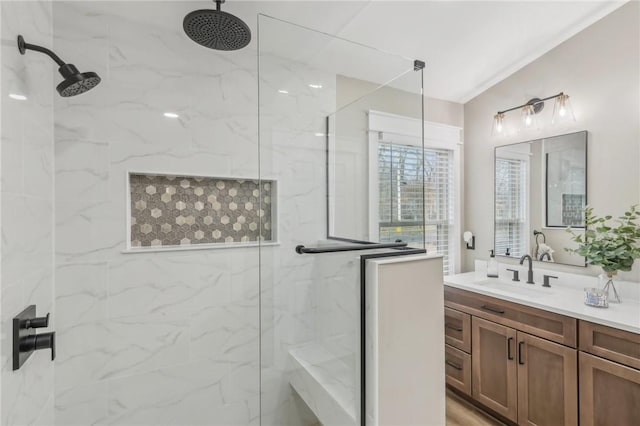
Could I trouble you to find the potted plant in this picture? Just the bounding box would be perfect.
[566,205,640,303]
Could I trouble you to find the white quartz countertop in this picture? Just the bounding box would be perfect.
[445,270,640,334]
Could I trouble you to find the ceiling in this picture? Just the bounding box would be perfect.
[72,1,628,104]
[235,0,628,103]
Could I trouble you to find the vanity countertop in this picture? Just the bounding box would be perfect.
[444,271,640,334]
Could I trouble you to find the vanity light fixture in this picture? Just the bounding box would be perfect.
[491,92,573,134]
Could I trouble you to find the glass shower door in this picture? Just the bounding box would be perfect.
[258,15,425,425]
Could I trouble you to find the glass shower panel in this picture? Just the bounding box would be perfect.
[258,15,424,426]
[328,69,424,244]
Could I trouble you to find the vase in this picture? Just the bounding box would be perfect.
[600,271,621,303]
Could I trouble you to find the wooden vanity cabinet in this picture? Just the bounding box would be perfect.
[470,317,577,425]
[578,322,640,426]
[446,287,579,426]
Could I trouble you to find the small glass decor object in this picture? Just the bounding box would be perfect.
[599,272,622,304]
[584,288,608,308]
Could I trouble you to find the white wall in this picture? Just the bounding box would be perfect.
[463,2,640,281]
[1,1,56,424]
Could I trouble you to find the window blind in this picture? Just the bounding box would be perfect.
[378,141,454,274]
[495,157,527,256]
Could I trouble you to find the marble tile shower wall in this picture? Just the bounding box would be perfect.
[1,1,56,425]
[52,2,263,425]
[52,2,334,425]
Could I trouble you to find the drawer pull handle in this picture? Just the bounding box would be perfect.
[445,323,463,332]
[445,360,463,371]
[507,337,514,360]
[518,341,525,365]
[481,304,505,314]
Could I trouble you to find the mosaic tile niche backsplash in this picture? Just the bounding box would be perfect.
[129,174,274,248]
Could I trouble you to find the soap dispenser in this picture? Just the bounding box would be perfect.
[487,250,499,278]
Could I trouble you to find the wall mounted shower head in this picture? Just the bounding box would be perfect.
[17,35,101,97]
[183,0,251,51]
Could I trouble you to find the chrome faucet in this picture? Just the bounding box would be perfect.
[519,254,535,284]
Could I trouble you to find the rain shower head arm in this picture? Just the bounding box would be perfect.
[17,35,66,67]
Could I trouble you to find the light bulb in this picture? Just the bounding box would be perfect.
[552,94,575,125]
[492,112,505,136]
[521,104,535,129]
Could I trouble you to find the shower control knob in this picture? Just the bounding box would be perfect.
[23,313,49,329]
[20,332,55,361]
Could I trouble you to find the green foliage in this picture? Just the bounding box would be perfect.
[565,205,640,274]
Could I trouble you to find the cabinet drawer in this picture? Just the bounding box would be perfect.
[445,344,471,396]
[445,307,471,353]
[579,321,640,369]
[445,286,577,347]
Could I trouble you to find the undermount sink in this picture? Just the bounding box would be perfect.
[472,279,555,299]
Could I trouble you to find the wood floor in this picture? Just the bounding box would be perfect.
[446,389,505,426]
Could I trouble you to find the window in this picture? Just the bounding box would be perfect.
[378,140,455,274]
[495,157,527,256]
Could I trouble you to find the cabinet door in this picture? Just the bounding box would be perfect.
[472,317,518,422]
[579,352,640,426]
[516,332,578,426]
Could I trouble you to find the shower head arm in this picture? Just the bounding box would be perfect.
[17,35,66,67]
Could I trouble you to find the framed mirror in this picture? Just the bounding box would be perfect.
[494,130,587,267]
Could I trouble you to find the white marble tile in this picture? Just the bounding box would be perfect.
[55,382,108,426]
[3,345,55,426]
[106,360,230,426]
[57,311,191,388]
[189,304,257,364]
[35,394,55,426]
[220,361,259,405]
[1,194,54,290]
[55,197,123,263]
[55,138,109,201]
[55,321,110,390]
[100,312,190,380]
[107,253,229,318]
[55,262,108,330]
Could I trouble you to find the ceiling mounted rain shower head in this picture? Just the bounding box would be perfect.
[17,35,101,97]
[183,0,251,51]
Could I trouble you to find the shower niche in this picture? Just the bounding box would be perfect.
[127,172,276,249]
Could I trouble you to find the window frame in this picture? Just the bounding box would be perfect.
[368,110,462,274]
[493,147,531,257]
